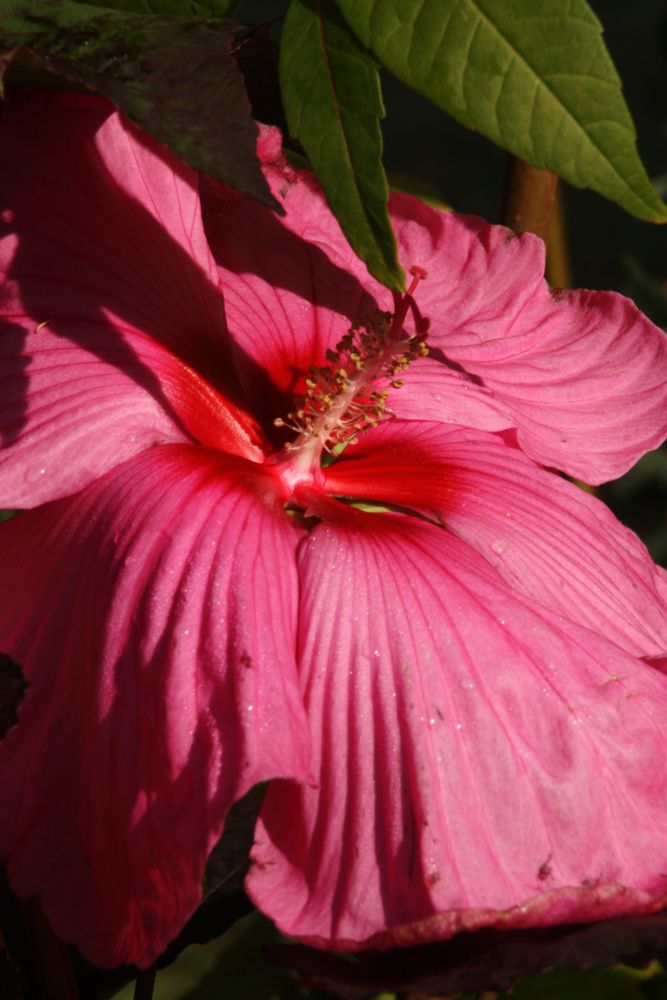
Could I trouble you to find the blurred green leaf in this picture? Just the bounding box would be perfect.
[622,257,667,328]
[64,0,238,15]
[110,913,333,1000]
[388,169,451,211]
[280,0,403,290]
[335,0,667,223]
[601,445,667,565]
[510,962,661,1000]
[0,1,277,208]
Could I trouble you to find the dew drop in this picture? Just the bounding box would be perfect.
[26,467,46,483]
[492,538,508,555]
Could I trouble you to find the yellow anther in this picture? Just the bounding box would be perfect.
[275,297,430,454]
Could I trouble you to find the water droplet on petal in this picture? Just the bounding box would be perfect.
[26,467,46,483]
[492,538,508,555]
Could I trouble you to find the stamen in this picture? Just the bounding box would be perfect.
[274,266,430,459]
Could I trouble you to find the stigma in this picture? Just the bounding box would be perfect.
[274,266,429,467]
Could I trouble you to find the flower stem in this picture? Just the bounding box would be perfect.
[133,966,156,1000]
[545,180,572,289]
[502,155,558,244]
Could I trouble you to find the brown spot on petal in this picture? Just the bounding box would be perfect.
[537,854,552,881]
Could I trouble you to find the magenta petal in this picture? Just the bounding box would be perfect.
[0,445,310,968]
[381,356,514,430]
[0,322,267,506]
[248,506,667,949]
[226,132,667,480]
[0,93,263,504]
[324,422,667,657]
[386,198,667,483]
[200,173,375,430]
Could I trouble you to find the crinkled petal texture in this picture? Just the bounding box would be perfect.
[324,421,667,657]
[248,502,667,949]
[0,92,263,507]
[206,127,667,482]
[0,445,310,968]
[386,199,667,484]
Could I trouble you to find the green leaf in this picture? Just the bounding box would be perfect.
[510,963,661,1000]
[335,0,667,223]
[280,0,404,290]
[67,0,237,16]
[109,913,333,1000]
[0,1,277,209]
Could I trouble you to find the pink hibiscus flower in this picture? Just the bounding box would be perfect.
[2,92,667,970]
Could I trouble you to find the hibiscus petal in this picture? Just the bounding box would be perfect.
[232,131,667,481]
[0,445,310,968]
[323,421,667,657]
[248,501,667,949]
[201,162,512,441]
[380,356,514,430]
[200,169,375,435]
[0,323,269,507]
[0,92,263,505]
[385,198,667,483]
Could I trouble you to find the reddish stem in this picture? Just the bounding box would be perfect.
[503,156,558,244]
[545,180,572,289]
